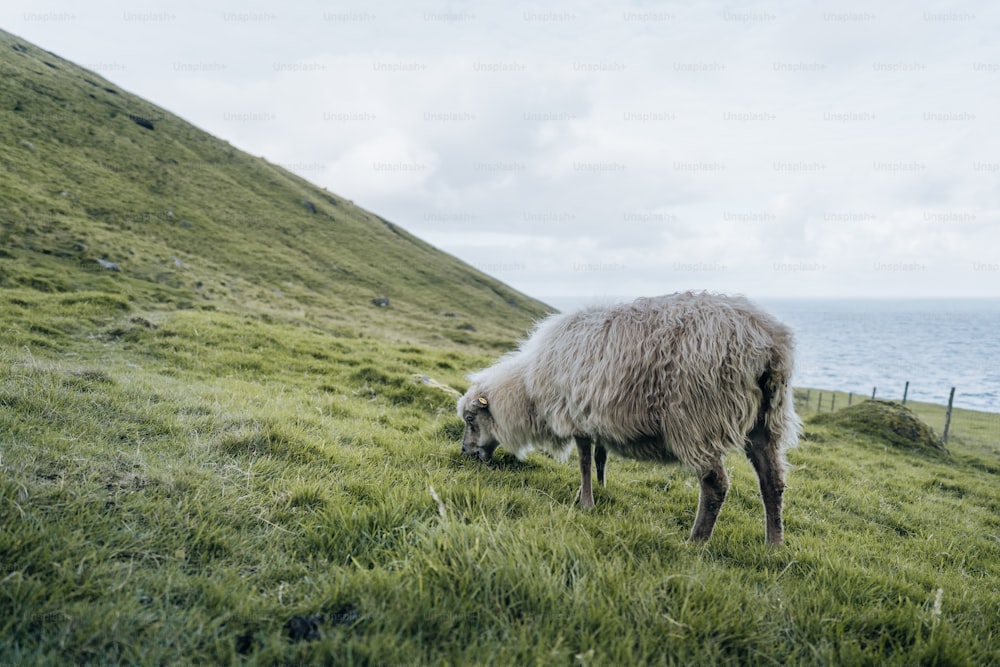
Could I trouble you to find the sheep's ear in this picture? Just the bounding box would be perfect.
[477,396,489,409]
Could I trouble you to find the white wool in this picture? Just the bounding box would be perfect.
[461,291,800,473]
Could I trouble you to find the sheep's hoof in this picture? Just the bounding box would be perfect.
[687,527,712,542]
[575,486,595,510]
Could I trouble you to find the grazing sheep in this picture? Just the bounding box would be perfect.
[457,291,800,545]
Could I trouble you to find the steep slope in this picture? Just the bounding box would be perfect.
[0,28,550,347]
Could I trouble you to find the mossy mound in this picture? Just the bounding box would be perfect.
[809,400,947,454]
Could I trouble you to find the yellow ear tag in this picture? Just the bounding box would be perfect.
[477,396,489,407]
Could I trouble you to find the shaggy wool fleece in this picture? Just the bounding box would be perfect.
[459,291,799,472]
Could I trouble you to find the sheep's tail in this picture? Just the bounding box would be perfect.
[760,336,802,456]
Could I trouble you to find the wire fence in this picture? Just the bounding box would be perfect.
[794,384,1000,451]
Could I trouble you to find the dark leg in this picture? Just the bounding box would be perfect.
[744,421,786,546]
[689,461,729,542]
[576,437,595,509]
[595,444,607,487]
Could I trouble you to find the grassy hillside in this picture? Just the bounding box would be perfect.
[4,318,1000,665]
[3,29,1000,666]
[0,28,550,348]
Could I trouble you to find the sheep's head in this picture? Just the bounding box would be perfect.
[458,390,499,462]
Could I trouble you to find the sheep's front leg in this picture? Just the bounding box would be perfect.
[689,461,729,541]
[576,437,595,509]
[595,444,607,487]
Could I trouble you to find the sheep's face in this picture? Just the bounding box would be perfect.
[459,392,499,462]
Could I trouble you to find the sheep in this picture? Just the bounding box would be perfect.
[457,291,801,545]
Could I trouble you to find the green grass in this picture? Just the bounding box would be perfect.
[4,26,1000,666]
[3,298,1000,665]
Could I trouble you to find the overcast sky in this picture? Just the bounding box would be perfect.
[5,1,1000,303]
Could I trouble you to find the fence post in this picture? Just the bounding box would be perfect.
[872,386,877,399]
[818,392,823,411]
[942,387,956,444]
[903,381,909,405]
[805,389,810,406]
[848,392,853,406]
[831,394,836,411]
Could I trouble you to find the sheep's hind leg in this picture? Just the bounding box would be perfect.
[595,444,607,487]
[689,462,730,542]
[575,437,595,509]
[745,421,786,546]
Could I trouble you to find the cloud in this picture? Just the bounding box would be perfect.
[4,0,999,298]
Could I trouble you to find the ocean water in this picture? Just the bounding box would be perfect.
[762,299,1000,413]
[544,297,1000,413]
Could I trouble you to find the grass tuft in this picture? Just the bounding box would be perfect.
[809,399,947,455]
[215,422,326,465]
